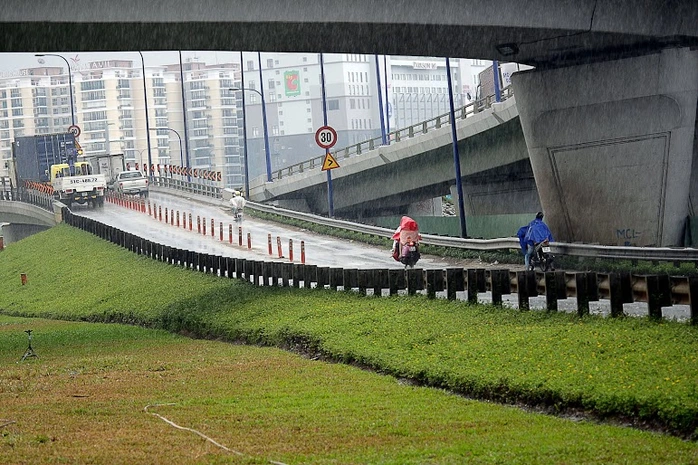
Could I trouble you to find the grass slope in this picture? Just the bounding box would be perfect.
[1,224,697,441]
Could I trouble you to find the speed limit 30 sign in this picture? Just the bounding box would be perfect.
[68,124,81,138]
[315,125,337,150]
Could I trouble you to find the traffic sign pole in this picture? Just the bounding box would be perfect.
[319,53,334,218]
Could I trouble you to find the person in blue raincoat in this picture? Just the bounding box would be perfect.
[517,212,554,268]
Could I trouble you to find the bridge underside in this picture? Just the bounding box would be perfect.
[1,1,697,68]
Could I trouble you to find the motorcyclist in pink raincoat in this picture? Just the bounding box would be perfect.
[390,216,421,268]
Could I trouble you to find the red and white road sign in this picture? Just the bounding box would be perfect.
[315,125,338,150]
[68,125,81,137]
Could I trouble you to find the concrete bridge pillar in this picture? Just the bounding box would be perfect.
[512,47,698,246]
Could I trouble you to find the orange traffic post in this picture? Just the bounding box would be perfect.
[189,213,193,231]
[0,236,4,251]
[197,216,201,233]
[158,206,162,222]
[203,218,206,236]
[211,218,215,237]
[165,208,169,224]
[277,236,283,258]
[176,211,180,227]
[229,224,233,244]
[219,222,223,241]
[247,232,251,249]
[289,239,294,262]
[238,227,243,247]
[171,211,174,226]
[20,272,27,285]
[301,241,305,264]
[148,200,152,216]
[268,234,273,255]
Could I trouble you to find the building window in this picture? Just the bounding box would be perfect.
[247,60,254,71]
[327,99,339,111]
[266,59,274,68]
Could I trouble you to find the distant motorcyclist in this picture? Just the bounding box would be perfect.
[230,191,246,220]
[519,212,554,268]
[390,216,421,267]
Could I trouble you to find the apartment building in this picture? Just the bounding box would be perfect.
[0,53,496,188]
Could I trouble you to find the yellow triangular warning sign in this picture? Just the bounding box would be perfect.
[74,140,83,156]
[321,153,340,171]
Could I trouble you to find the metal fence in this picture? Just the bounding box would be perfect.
[62,209,698,324]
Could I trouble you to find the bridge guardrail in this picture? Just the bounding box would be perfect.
[9,168,698,265]
[268,86,515,182]
[246,200,698,264]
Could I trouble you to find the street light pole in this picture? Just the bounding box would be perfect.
[446,57,467,238]
[256,52,273,182]
[150,127,183,166]
[238,51,249,197]
[230,86,272,184]
[138,51,153,179]
[35,53,75,127]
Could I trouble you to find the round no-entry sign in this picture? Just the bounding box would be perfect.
[315,125,337,150]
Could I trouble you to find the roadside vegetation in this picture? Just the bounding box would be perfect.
[0,224,697,462]
[248,209,698,275]
[3,316,697,464]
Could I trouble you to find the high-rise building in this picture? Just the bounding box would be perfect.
[0,52,503,188]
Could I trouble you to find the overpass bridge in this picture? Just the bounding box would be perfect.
[1,0,697,246]
[248,92,540,221]
[0,199,58,245]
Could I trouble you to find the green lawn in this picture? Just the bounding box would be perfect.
[2,316,697,464]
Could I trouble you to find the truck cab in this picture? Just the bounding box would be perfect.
[50,162,107,208]
[50,162,93,181]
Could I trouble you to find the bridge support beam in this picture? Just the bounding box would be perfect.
[513,47,698,246]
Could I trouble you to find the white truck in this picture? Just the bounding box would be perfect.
[83,153,125,187]
[113,170,149,197]
[50,162,107,208]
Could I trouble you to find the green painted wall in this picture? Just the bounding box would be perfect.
[373,213,537,239]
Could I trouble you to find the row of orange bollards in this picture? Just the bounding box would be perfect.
[107,192,146,213]
[268,234,305,263]
[110,192,306,264]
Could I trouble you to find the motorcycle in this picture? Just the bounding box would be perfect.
[391,216,421,269]
[529,240,555,272]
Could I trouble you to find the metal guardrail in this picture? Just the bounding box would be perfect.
[268,87,515,182]
[246,201,698,264]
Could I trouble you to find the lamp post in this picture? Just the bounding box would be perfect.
[446,57,467,238]
[35,53,75,127]
[149,127,183,166]
[135,148,148,170]
[230,86,272,183]
[138,51,153,179]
